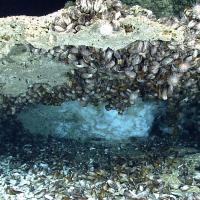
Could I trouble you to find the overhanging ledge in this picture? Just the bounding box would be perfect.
[0,0,199,119]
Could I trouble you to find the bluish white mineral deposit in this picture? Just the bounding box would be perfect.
[18,100,162,141]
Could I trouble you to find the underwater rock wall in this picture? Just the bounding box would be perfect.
[0,0,199,136]
[121,0,197,17]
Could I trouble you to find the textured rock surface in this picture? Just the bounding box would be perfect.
[0,0,199,123]
[121,0,196,17]
[0,4,184,97]
[0,9,184,97]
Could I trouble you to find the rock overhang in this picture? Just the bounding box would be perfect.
[0,0,199,122]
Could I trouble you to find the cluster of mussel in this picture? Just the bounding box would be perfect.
[27,34,199,109]
[51,0,126,33]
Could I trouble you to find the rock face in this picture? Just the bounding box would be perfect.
[0,0,199,125]
[121,0,195,17]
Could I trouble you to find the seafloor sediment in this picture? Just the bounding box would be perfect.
[0,120,200,199]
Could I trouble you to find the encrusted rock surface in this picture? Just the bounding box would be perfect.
[0,0,199,121]
[122,0,196,17]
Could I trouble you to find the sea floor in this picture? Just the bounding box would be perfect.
[0,126,200,200]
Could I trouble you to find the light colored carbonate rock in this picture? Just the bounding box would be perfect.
[0,2,186,98]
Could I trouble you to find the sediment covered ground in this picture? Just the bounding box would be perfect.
[1,119,200,199]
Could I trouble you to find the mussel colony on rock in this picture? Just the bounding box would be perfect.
[0,0,200,127]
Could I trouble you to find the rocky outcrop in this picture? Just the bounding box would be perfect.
[0,0,199,120]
